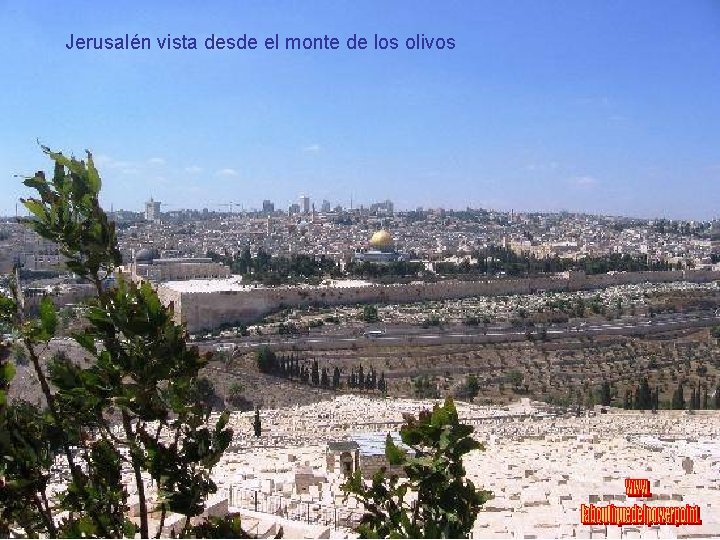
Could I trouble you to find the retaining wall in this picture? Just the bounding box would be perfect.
[160,270,720,332]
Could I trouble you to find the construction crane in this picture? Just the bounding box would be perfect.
[216,202,244,215]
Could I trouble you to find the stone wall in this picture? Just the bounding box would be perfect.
[160,270,720,332]
[24,283,96,315]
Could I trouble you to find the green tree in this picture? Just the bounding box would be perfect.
[342,398,491,538]
[508,370,523,390]
[362,305,379,323]
[466,374,480,403]
[624,388,632,410]
[193,376,218,409]
[637,378,652,410]
[633,384,642,410]
[226,382,252,411]
[671,383,685,410]
[11,344,28,366]
[0,148,236,538]
[414,375,438,399]
[256,346,277,374]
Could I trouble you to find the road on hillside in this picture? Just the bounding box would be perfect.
[196,310,720,352]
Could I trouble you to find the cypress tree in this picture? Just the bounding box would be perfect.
[253,407,262,437]
[311,359,320,386]
[654,386,660,411]
[678,383,685,410]
[301,365,309,384]
[379,372,387,395]
[639,378,652,410]
[672,383,685,410]
[689,387,697,411]
[601,379,611,406]
[321,367,329,387]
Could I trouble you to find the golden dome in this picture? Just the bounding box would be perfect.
[369,229,393,248]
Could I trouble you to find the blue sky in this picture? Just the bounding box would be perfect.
[1,0,719,219]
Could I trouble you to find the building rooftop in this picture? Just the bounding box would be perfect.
[348,432,411,457]
[162,277,374,293]
[150,257,214,264]
[162,278,252,293]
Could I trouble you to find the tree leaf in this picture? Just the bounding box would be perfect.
[385,436,407,466]
[39,296,57,338]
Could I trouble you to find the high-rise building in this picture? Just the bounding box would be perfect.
[709,222,720,256]
[300,195,310,214]
[370,199,394,216]
[321,199,331,213]
[145,198,161,222]
[262,199,275,214]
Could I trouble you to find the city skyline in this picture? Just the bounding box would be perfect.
[7,191,720,223]
[1,1,720,219]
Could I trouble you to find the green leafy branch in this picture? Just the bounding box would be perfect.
[342,398,491,538]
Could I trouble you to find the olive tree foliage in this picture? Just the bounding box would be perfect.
[342,398,491,539]
[0,147,236,538]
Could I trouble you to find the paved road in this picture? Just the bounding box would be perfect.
[197,310,720,352]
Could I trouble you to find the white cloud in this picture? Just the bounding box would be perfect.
[216,168,239,177]
[303,144,321,153]
[185,165,203,174]
[148,157,166,165]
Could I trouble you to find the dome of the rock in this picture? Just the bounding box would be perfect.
[369,230,393,249]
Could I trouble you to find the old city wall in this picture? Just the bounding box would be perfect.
[24,283,96,315]
[156,285,184,316]
[168,269,720,332]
